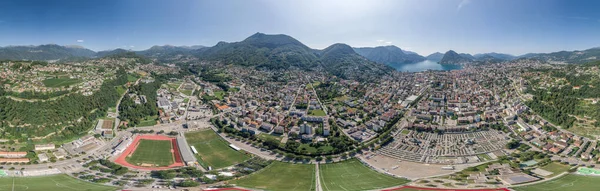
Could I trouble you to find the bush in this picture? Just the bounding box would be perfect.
[178,180,200,187]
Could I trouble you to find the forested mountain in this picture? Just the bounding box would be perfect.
[518,47,600,63]
[136,45,206,58]
[196,32,320,70]
[320,43,392,80]
[353,45,425,65]
[194,33,392,79]
[95,48,130,58]
[0,44,96,60]
[440,50,474,64]
[426,52,444,62]
[474,52,516,61]
[459,53,476,60]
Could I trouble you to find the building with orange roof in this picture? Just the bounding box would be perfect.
[0,151,27,158]
[0,158,29,163]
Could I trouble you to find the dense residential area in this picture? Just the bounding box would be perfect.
[1,1,600,190]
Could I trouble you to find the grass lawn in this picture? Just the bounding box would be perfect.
[126,139,174,167]
[258,133,283,142]
[43,78,82,87]
[401,129,410,135]
[213,90,226,100]
[309,109,327,116]
[166,82,182,90]
[231,161,315,191]
[0,174,118,191]
[477,153,492,161]
[115,86,126,95]
[180,89,193,96]
[137,115,158,127]
[127,74,138,82]
[228,87,240,92]
[540,162,571,176]
[512,174,600,191]
[185,130,250,169]
[319,159,410,191]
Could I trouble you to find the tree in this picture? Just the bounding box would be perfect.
[178,180,199,187]
[506,140,520,149]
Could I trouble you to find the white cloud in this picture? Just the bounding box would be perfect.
[457,0,470,11]
[76,40,84,43]
[129,46,135,48]
[385,41,392,44]
[377,39,384,43]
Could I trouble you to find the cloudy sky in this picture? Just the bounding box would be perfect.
[0,0,599,56]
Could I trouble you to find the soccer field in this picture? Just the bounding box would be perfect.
[42,78,82,87]
[319,159,410,191]
[185,130,250,169]
[512,174,600,191]
[126,139,174,167]
[231,161,315,191]
[0,174,118,191]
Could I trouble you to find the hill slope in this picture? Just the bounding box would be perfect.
[321,43,392,79]
[519,48,600,63]
[353,45,425,65]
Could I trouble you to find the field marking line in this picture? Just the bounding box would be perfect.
[50,177,80,191]
[11,178,14,191]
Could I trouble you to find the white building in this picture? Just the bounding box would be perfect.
[34,144,55,151]
[38,153,49,162]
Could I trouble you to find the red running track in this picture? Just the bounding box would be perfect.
[114,134,185,170]
[383,186,510,191]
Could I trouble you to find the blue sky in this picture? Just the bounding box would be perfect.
[0,0,599,56]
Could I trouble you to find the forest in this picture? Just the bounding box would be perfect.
[526,68,600,128]
[0,68,128,141]
[118,80,162,127]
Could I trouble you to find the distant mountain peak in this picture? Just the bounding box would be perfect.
[426,52,444,62]
[440,50,473,64]
[242,32,307,49]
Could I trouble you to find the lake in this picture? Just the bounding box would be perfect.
[390,60,463,72]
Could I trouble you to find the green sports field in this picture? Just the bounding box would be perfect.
[126,139,174,167]
[512,174,600,191]
[319,159,410,191]
[231,161,315,191]
[539,162,571,176]
[43,78,82,87]
[185,130,250,169]
[0,174,118,191]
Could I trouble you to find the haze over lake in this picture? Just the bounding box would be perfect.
[391,60,463,72]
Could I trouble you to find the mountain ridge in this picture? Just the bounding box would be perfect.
[353,45,426,65]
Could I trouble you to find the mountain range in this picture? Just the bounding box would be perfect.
[1,33,600,69]
[0,44,96,60]
[195,33,391,79]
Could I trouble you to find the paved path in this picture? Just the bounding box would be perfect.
[210,126,279,160]
[315,163,323,191]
